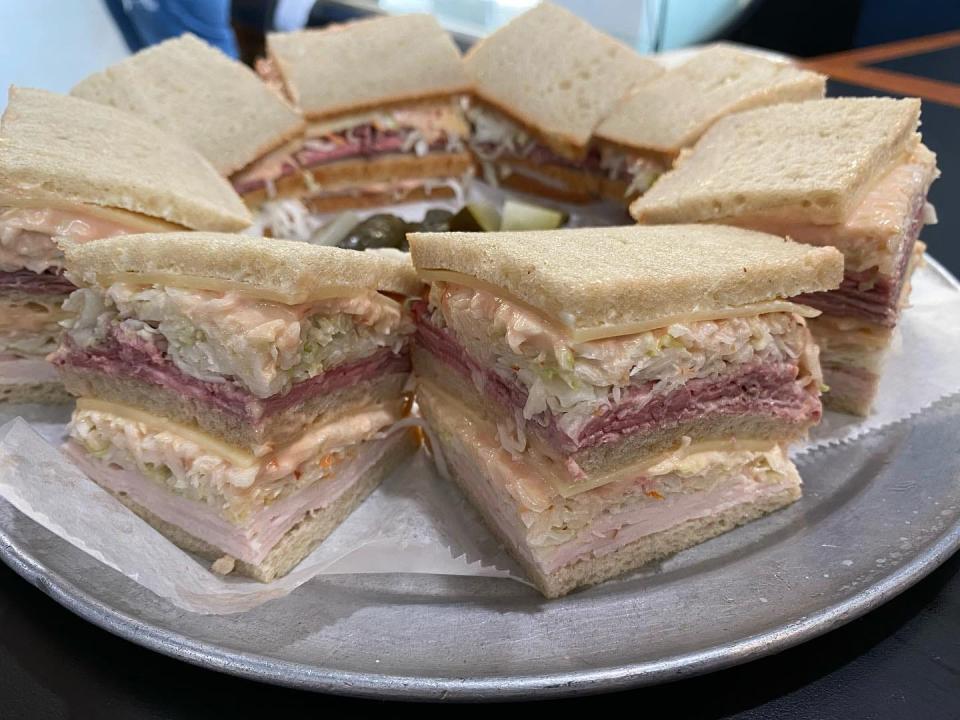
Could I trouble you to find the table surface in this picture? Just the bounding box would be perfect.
[3,36,960,716]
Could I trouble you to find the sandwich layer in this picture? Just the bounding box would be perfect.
[418,380,801,597]
[231,98,472,207]
[407,225,842,339]
[237,151,473,208]
[467,103,665,202]
[0,354,68,403]
[302,181,459,214]
[0,270,75,296]
[412,281,822,484]
[66,418,417,581]
[63,231,423,302]
[52,281,414,447]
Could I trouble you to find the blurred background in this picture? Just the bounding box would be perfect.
[0,0,958,109]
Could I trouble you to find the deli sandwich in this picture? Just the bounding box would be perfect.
[53,233,421,580]
[631,97,939,414]
[0,87,250,403]
[238,13,474,213]
[464,2,664,203]
[409,225,842,596]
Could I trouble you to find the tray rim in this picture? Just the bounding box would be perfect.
[3,505,958,700]
[0,254,958,701]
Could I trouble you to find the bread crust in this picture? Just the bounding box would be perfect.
[490,155,631,204]
[303,184,457,214]
[64,231,423,301]
[0,381,71,405]
[240,151,474,208]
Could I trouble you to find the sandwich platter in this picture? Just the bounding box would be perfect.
[1,255,959,700]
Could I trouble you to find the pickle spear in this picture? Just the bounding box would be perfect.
[500,200,567,231]
[449,203,501,232]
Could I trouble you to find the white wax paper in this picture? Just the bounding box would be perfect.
[0,418,524,614]
[0,259,957,614]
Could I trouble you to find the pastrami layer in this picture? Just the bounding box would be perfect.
[413,301,820,466]
[52,326,411,446]
[795,207,922,327]
[0,269,75,296]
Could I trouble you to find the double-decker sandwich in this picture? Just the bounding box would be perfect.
[52,233,420,581]
[631,97,939,414]
[71,33,305,188]
[408,226,842,597]
[463,2,664,204]
[0,87,250,403]
[237,13,473,212]
[594,45,825,199]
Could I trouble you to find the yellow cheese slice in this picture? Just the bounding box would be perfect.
[530,437,781,498]
[95,272,368,305]
[76,398,257,468]
[418,269,820,342]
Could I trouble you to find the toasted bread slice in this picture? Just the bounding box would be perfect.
[64,232,423,301]
[302,184,458,214]
[630,97,921,226]
[464,3,663,157]
[268,14,470,120]
[71,34,305,176]
[0,87,251,231]
[596,45,825,157]
[238,151,474,208]
[408,224,842,340]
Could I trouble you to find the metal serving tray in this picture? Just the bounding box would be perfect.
[1,267,959,702]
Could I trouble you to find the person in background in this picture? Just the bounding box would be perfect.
[104,0,240,57]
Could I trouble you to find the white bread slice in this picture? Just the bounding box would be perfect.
[0,381,71,405]
[267,14,470,120]
[596,45,826,156]
[64,232,423,301]
[408,225,842,337]
[631,97,921,226]
[302,184,458,214]
[0,87,251,231]
[71,34,305,176]
[464,2,663,156]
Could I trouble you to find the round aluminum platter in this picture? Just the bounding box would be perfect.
[1,268,959,701]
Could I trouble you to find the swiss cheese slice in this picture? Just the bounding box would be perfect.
[418,269,819,342]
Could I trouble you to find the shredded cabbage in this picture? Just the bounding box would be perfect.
[64,284,410,398]
[69,409,353,525]
[430,283,813,439]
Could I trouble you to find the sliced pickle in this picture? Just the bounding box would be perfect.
[448,203,501,232]
[500,200,567,231]
[310,211,359,247]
